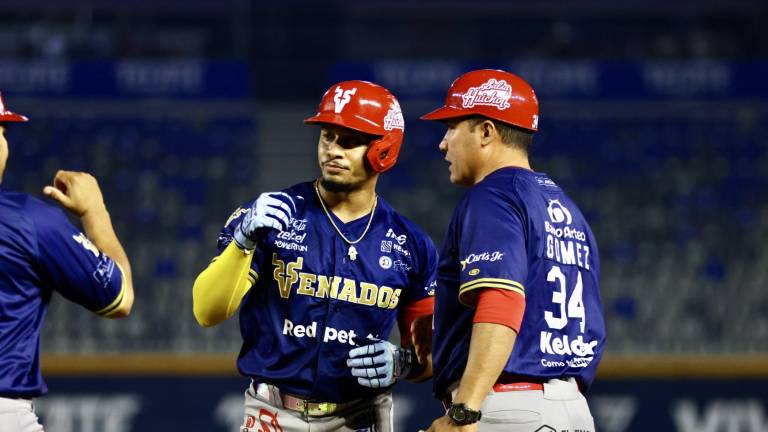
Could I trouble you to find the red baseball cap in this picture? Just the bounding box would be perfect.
[0,92,29,123]
[421,69,538,132]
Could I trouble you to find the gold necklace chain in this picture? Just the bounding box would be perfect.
[314,180,377,260]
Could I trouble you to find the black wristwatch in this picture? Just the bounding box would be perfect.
[447,403,482,425]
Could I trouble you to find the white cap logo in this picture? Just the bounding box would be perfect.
[547,200,572,225]
[462,79,512,111]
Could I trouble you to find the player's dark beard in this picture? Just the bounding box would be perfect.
[320,176,356,193]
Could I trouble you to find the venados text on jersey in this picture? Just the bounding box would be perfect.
[271,254,402,309]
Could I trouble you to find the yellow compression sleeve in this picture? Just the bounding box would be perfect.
[193,241,258,327]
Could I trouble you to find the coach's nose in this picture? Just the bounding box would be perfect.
[438,133,448,152]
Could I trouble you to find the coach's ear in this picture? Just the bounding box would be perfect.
[479,120,496,147]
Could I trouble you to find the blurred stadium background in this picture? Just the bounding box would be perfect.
[1,0,767,430]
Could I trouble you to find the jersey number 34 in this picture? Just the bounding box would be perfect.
[544,266,586,333]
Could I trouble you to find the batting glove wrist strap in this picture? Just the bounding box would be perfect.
[399,345,426,380]
[233,224,257,250]
[234,192,297,251]
[348,340,407,388]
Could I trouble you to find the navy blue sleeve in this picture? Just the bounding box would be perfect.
[407,233,438,304]
[30,204,125,317]
[457,186,527,306]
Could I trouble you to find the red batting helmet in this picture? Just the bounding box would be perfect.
[304,80,404,173]
[0,92,29,123]
[421,69,539,132]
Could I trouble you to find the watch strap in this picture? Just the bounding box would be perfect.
[447,403,482,425]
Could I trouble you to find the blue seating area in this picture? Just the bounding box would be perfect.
[391,108,768,353]
[5,112,258,352]
[4,100,766,354]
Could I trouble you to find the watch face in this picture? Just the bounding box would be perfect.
[453,410,466,421]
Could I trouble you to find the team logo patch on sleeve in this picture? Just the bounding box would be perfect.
[72,232,99,257]
[225,207,249,227]
[425,280,437,296]
[460,251,504,271]
[92,255,116,289]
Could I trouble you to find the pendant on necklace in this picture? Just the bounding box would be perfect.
[348,245,358,261]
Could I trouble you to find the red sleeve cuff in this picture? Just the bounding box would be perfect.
[473,288,525,333]
[398,297,434,346]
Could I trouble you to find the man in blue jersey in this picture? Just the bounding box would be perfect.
[193,81,437,431]
[420,70,606,431]
[0,92,134,431]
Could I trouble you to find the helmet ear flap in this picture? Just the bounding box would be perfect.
[366,131,402,173]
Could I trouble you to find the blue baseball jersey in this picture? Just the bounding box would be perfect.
[216,181,438,403]
[0,189,125,398]
[432,167,606,397]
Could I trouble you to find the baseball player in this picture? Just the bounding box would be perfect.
[193,80,437,431]
[419,70,606,431]
[0,92,134,431]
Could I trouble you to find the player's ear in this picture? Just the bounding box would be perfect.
[480,120,496,146]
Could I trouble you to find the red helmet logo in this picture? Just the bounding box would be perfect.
[421,69,538,132]
[305,80,404,173]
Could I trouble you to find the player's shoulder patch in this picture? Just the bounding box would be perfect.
[224,206,249,228]
[534,174,559,189]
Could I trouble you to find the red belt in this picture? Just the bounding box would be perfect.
[492,382,544,392]
[443,381,544,408]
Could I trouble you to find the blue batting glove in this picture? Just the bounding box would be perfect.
[234,192,296,250]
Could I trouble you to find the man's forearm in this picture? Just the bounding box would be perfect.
[407,313,434,382]
[407,353,433,382]
[81,208,132,283]
[193,241,256,326]
[452,322,517,409]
